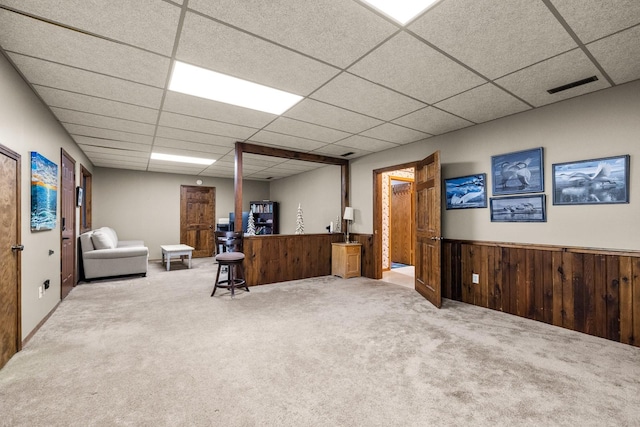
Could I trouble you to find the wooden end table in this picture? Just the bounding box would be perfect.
[161,244,195,271]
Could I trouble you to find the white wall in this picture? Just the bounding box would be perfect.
[350,81,640,251]
[93,168,270,259]
[269,164,342,234]
[0,53,93,339]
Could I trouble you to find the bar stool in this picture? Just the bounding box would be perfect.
[211,231,249,298]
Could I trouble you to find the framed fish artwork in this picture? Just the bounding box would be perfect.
[491,147,544,196]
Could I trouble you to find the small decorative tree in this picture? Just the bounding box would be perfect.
[295,203,304,235]
[246,209,256,236]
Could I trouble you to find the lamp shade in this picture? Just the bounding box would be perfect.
[343,207,354,221]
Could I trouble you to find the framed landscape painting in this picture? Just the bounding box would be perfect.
[445,173,487,209]
[30,152,58,231]
[491,147,544,195]
[552,154,630,205]
[490,194,546,222]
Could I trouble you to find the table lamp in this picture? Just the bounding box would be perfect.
[343,207,354,243]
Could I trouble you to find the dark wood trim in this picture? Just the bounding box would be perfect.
[234,141,350,235]
[22,301,61,348]
[237,142,349,166]
[234,143,243,232]
[443,239,640,348]
[79,164,92,233]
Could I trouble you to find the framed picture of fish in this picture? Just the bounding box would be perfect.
[491,147,544,195]
[552,154,630,205]
[490,194,546,222]
[445,173,487,209]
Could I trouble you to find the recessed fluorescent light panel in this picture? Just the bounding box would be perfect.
[362,0,441,25]
[151,152,215,165]
[169,61,303,115]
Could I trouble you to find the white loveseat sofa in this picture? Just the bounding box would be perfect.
[79,226,149,280]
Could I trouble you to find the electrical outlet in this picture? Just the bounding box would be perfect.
[472,273,479,284]
[38,286,43,299]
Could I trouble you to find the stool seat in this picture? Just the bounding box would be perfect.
[215,252,245,262]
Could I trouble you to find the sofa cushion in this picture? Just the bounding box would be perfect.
[91,230,115,250]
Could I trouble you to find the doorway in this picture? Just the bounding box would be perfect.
[0,144,21,369]
[384,170,415,289]
[373,152,442,308]
[60,149,76,299]
[180,185,215,258]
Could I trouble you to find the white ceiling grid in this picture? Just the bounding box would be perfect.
[0,0,638,180]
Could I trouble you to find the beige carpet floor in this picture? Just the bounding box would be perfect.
[1,258,639,426]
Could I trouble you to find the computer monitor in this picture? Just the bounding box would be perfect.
[228,211,249,232]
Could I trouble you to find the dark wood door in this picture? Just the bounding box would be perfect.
[415,152,442,308]
[391,182,413,265]
[180,185,215,258]
[60,150,76,299]
[0,145,21,369]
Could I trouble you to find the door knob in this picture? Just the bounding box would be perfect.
[11,244,24,251]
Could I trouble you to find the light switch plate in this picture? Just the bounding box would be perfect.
[472,273,479,284]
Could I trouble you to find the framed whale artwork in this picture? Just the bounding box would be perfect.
[445,173,487,210]
[491,147,544,196]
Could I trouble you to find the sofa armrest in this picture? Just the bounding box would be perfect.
[83,247,149,260]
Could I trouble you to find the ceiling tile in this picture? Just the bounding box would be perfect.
[587,26,640,85]
[435,84,531,124]
[0,10,170,87]
[81,145,150,158]
[312,144,372,159]
[360,123,430,144]
[409,0,577,79]
[248,131,327,151]
[176,12,339,95]
[1,0,181,55]
[147,163,209,174]
[311,72,427,121]
[163,92,277,129]
[155,126,237,147]
[35,86,159,124]
[53,108,156,135]
[188,0,398,68]
[392,107,473,135]
[152,138,233,156]
[158,112,257,139]
[284,99,383,134]
[496,49,610,107]
[335,135,398,152]
[65,124,154,145]
[264,117,351,143]
[74,136,151,153]
[349,32,485,104]
[92,161,147,171]
[9,54,163,109]
[550,0,640,43]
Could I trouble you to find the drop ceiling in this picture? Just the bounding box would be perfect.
[0,0,638,180]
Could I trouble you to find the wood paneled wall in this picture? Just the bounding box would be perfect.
[243,233,375,286]
[443,240,640,347]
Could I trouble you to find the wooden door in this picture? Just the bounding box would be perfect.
[391,182,413,265]
[415,151,442,308]
[180,185,215,258]
[0,145,21,369]
[60,150,76,299]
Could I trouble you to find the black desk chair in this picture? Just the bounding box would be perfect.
[211,231,249,298]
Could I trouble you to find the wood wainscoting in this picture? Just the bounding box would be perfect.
[443,240,640,347]
[243,233,375,287]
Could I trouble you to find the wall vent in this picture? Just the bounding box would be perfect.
[547,76,598,94]
[341,151,355,157]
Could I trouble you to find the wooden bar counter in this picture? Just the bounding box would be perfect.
[243,233,373,286]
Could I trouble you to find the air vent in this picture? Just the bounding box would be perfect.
[266,177,273,180]
[341,151,355,157]
[547,76,598,94]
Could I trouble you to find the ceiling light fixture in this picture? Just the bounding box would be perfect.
[361,0,441,25]
[151,152,215,165]
[169,61,303,115]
